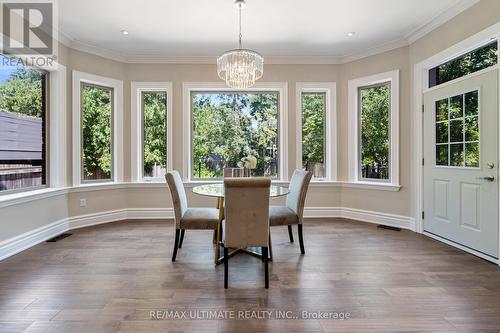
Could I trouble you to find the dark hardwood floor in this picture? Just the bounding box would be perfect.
[1,218,500,332]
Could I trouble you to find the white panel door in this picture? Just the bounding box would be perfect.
[424,69,499,259]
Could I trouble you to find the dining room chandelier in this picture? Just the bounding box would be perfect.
[217,0,263,89]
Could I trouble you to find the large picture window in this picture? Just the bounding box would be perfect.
[0,56,47,193]
[191,91,279,179]
[81,83,113,182]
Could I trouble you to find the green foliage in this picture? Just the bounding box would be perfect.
[437,41,497,85]
[143,92,167,176]
[82,85,112,180]
[302,93,325,164]
[360,84,389,178]
[192,93,278,178]
[0,67,43,117]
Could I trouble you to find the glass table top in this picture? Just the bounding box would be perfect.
[192,183,289,198]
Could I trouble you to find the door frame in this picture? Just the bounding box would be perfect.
[412,22,500,264]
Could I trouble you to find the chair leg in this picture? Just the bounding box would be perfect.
[262,247,269,289]
[298,224,305,254]
[179,229,185,248]
[224,247,229,289]
[268,232,273,261]
[172,229,180,262]
[287,225,294,243]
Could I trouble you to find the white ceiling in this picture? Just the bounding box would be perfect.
[58,0,477,63]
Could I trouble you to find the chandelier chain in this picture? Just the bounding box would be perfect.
[238,3,242,49]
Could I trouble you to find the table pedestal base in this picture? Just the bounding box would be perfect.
[215,242,273,265]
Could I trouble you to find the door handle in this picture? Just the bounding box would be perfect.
[477,176,495,182]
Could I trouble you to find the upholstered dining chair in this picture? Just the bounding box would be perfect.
[269,169,312,254]
[223,178,271,289]
[166,171,219,262]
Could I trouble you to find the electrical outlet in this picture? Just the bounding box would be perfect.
[79,198,87,207]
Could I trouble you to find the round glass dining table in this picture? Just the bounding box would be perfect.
[192,183,289,264]
[192,183,289,198]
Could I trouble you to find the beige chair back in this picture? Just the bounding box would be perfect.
[286,170,313,224]
[224,178,271,248]
[166,171,188,228]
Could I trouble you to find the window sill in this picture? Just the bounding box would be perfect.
[69,183,129,193]
[340,181,401,192]
[0,187,69,208]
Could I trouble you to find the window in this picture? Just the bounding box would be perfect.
[191,91,279,179]
[142,91,167,178]
[435,90,479,167]
[348,70,399,186]
[0,56,48,193]
[131,82,172,182]
[296,82,336,181]
[81,83,113,182]
[72,71,123,186]
[359,83,390,180]
[302,93,325,177]
[429,41,498,88]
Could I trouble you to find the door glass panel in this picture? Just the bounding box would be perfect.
[450,144,464,166]
[465,116,479,141]
[436,145,448,166]
[449,119,463,142]
[434,90,479,168]
[436,121,448,143]
[436,99,448,121]
[465,142,479,167]
[449,95,463,119]
[465,91,478,116]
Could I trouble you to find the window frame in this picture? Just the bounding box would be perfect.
[348,70,399,186]
[0,65,49,195]
[72,71,123,187]
[428,40,498,88]
[130,82,173,182]
[80,82,114,183]
[182,82,288,182]
[295,82,337,181]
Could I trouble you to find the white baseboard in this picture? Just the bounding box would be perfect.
[127,208,174,219]
[0,206,413,261]
[304,206,415,231]
[341,207,415,231]
[0,218,69,261]
[69,209,129,230]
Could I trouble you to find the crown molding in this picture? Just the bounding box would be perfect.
[58,0,480,65]
[405,0,480,44]
[339,38,409,64]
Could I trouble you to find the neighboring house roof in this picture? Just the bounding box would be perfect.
[0,111,42,161]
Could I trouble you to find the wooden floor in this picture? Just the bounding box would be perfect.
[1,219,500,332]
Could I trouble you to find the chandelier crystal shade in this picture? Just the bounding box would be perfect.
[217,0,263,88]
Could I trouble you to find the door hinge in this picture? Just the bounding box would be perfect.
[422,158,424,166]
[422,104,425,113]
[422,211,425,220]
